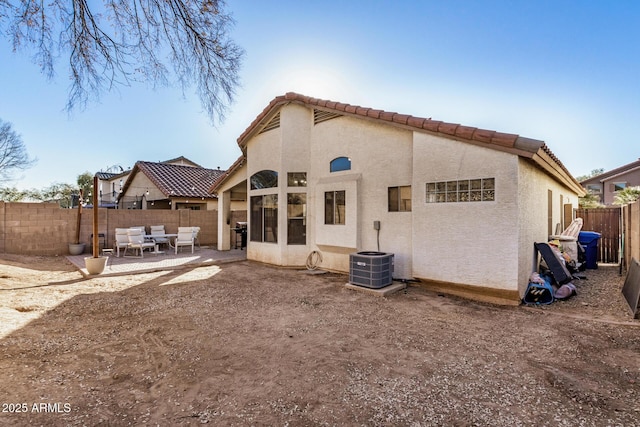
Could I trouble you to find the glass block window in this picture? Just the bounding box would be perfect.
[426,178,495,203]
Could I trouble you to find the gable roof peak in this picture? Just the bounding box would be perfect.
[233,92,582,196]
[238,92,530,152]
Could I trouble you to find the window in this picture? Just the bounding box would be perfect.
[426,178,495,203]
[613,182,627,192]
[325,190,346,224]
[250,195,278,243]
[388,186,412,212]
[287,193,306,244]
[586,184,602,194]
[287,172,307,187]
[330,157,351,173]
[250,170,278,190]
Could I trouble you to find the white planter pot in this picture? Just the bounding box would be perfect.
[69,243,86,255]
[85,256,108,275]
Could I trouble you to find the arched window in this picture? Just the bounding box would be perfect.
[250,170,278,190]
[330,157,351,173]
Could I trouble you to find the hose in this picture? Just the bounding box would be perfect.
[306,250,323,270]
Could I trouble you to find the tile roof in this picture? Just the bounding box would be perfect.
[219,92,584,195]
[161,156,203,168]
[209,155,245,194]
[238,92,534,153]
[122,161,225,200]
[95,172,117,180]
[96,170,130,181]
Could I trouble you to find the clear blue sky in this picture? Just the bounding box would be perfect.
[1,1,639,191]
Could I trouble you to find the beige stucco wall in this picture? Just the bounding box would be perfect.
[230,102,580,302]
[411,133,520,290]
[215,162,248,251]
[242,104,415,275]
[245,113,284,265]
[308,112,414,276]
[517,159,578,296]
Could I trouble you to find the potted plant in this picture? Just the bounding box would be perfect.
[84,176,108,274]
[68,189,86,255]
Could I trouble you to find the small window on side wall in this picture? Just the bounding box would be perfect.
[388,186,412,211]
[330,157,351,173]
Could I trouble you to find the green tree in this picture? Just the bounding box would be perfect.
[578,192,604,209]
[0,186,30,202]
[0,119,36,181]
[575,168,605,182]
[1,0,243,124]
[4,172,93,207]
[77,172,94,203]
[35,182,78,208]
[613,186,640,206]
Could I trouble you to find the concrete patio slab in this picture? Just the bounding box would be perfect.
[67,247,247,277]
[344,281,407,296]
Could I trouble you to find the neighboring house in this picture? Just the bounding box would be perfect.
[96,167,131,208]
[580,158,640,205]
[211,93,585,305]
[118,157,225,210]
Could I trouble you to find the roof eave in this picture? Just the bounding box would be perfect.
[598,164,640,182]
[529,148,586,196]
[210,155,246,194]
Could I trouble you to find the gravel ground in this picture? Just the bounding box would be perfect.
[0,254,638,426]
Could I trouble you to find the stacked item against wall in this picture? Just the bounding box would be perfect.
[524,241,583,305]
[548,217,584,270]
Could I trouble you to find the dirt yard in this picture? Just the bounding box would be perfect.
[0,254,638,426]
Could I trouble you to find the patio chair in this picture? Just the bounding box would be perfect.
[127,228,155,258]
[149,225,169,250]
[174,227,195,254]
[130,225,146,234]
[115,228,130,257]
[192,226,201,250]
[549,217,583,262]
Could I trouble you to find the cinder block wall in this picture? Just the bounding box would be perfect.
[0,202,247,256]
[1,202,75,256]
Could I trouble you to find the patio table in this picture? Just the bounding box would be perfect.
[144,234,178,254]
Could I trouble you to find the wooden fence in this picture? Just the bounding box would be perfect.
[576,207,621,264]
[576,203,640,271]
[622,202,640,271]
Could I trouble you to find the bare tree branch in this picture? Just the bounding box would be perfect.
[0,119,37,182]
[0,0,244,124]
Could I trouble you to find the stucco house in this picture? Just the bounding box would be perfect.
[580,158,640,205]
[118,157,225,210]
[212,93,585,304]
[96,167,131,208]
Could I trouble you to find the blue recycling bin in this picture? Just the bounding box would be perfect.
[578,231,601,269]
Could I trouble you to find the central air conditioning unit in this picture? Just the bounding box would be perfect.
[349,252,394,289]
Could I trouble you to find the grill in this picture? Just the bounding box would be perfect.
[232,222,247,249]
[349,251,394,288]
